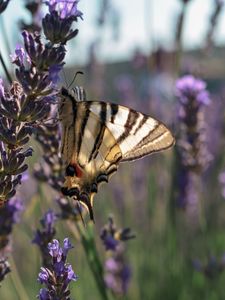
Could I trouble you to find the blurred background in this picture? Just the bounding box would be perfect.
[1,0,225,299]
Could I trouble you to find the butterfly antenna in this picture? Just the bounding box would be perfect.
[68,71,84,89]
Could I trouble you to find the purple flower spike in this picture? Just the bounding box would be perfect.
[176,75,210,106]
[175,74,212,212]
[66,264,78,283]
[10,44,31,68]
[46,0,83,19]
[43,0,82,44]
[192,254,225,279]
[41,210,57,233]
[37,238,77,299]
[38,288,50,300]
[0,198,24,240]
[101,217,134,296]
[0,197,23,281]
[101,216,135,251]
[63,238,74,256]
[38,267,50,284]
[48,239,62,259]
[32,210,57,268]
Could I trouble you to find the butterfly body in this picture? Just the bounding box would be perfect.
[59,87,175,220]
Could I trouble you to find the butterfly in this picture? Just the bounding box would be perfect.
[59,86,175,221]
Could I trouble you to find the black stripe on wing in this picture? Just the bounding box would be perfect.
[133,115,148,135]
[77,102,91,157]
[88,102,107,162]
[122,124,174,162]
[117,109,139,144]
[110,103,119,123]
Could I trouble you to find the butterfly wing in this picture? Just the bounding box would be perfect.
[89,102,175,161]
[59,91,174,220]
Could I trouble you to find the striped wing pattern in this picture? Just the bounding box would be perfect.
[59,87,174,220]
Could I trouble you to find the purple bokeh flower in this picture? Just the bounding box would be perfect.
[104,246,131,295]
[100,216,135,251]
[176,75,210,106]
[0,197,24,242]
[101,217,134,296]
[175,75,212,211]
[37,238,78,300]
[33,210,57,268]
[193,254,225,279]
[0,197,23,282]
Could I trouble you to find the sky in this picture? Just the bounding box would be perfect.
[0,0,224,69]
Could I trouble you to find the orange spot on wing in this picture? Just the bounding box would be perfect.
[73,163,83,178]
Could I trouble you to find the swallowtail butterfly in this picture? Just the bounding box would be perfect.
[59,86,174,221]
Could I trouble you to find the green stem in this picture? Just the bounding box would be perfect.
[9,255,30,300]
[174,2,188,76]
[68,221,112,300]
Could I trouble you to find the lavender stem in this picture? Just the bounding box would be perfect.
[9,256,30,300]
[69,221,112,300]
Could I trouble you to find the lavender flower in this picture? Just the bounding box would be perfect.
[104,250,131,296]
[46,0,83,19]
[193,254,225,279]
[29,0,85,223]
[176,75,210,106]
[32,210,57,268]
[0,197,23,281]
[100,216,135,251]
[0,197,23,249]
[0,0,83,207]
[175,75,212,211]
[43,0,83,44]
[37,238,78,300]
[33,123,64,192]
[101,217,134,296]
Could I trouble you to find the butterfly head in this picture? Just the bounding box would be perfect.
[59,86,86,123]
[60,86,86,102]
